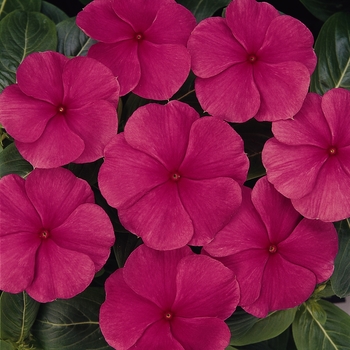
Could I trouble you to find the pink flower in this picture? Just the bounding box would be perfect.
[262,89,350,222]
[0,51,120,168]
[98,101,249,250]
[100,244,239,350]
[0,167,115,302]
[187,0,316,123]
[76,0,196,100]
[203,177,338,318]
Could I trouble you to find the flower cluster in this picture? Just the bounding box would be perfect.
[0,0,347,349]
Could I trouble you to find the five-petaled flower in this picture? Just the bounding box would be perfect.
[77,0,196,100]
[98,100,249,250]
[100,244,240,350]
[187,0,316,123]
[0,51,120,168]
[0,167,115,302]
[262,88,350,222]
[203,177,338,318]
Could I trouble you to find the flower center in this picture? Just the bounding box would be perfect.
[247,54,258,63]
[328,146,337,156]
[57,105,65,113]
[170,172,181,182]
[164,311,173,320]
[268,244,277,253]
[39,229,50,239]
[135,33,143,41]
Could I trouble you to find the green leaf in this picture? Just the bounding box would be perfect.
[78,0,92,5]
[0,0,41,20]
[300,0,350,22]
[41,1,68,24]
[293,299,350,350]
[0,339,16,350]
[0,143,33,178]
[0,10,57,91]
[331,218,350,297]
[31,288,112,350]
[56,16,96,57]
[227,307,297,346]
[310,12,350,94]
[0,292,40,344]
[177,0,231,22]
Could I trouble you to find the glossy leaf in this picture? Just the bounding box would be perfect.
[300,0,350,22]
[0,143,33,178]
[0,340,16,350]
[56,16,96,57]
[0,0,41,20]
[0,292,40,344]
[41,1,68,24]
[0,10,57,91]
[311,12,350,94]
[31,288,112,350]
[177,0,231,22]
[331,219,350,297]
[293,299,350,350]
[227,307,297,346]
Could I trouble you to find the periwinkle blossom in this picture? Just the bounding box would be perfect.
[98,100,249,250]
[0,167,115,303]
[262,88,350,222]
[203,177,338,318]
[0,51,120,168]
[187,0,316,123]
[76,0,196,100]
[100,244,239,350]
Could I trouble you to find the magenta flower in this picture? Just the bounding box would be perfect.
[262,88,350,222]
[76,0,196,100]
[100,244,239,350]
[98,101,249,250]
[187,0,316,123]
[203,177,338,318]
[0,51,120,168]
[0,167,115,302]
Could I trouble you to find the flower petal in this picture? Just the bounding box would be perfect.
[171,317,231,350]
[100,269,162,350]
[76,0,134,43]
[226,0,279,53]
[144,3,196,46]
[123,245,192,309]
[26,239,96,302]
[203,187,269,257]
[279,219,338,283]
[133,41,191,100]
[0,174,42,235]
[262,139,327,199]
[188,17,247,78]
[179,177,242,246]
[51,203,115,272]
[24,168,94,229]
[258,15,316,74]
[124,101,199,170]
[15,114,85,168]
[292,156,350,221]
[65,101,118,163]
[321,88,350,147]
[173,255,239,319]
[271,93,331,147]
[251,177,302,243]
[16,51,67,105]
[62,56,120,108]
[88,41,140,96]
[195,63,260,122]
[118,181,193,250]
[98,133,169,209]
[130,319,184,350]
[243,254,317,318]
[0,232,40,293]
[253,61,311,121]
[179,117,248,183]
[0,85,56,143]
